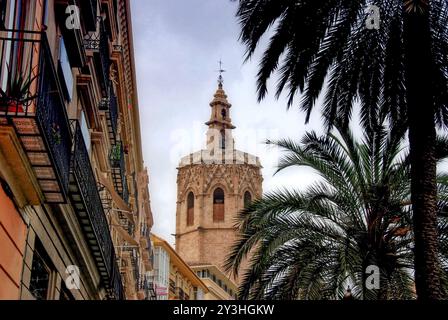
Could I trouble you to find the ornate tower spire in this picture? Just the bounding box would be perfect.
[205,61,235,151]
[175,70,264,288]
[217,59,225,88]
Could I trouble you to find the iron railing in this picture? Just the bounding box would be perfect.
[72,121,112,271]
[169,280,176,296]
[123,246,139,292]
[99,21,110,92]
[119,215,135,238]
[141,223,150,238]
[122,172,129,204]
[110,141,129,203]
[0,30,72,201]
[110,258,124,300]
[138,277,157,300]
[83,18,110,94]
[177,287,185,300]
[99,81,118,143]
[71,121,122,299]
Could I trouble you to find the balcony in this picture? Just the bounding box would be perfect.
[99,81,118,144]
[177,287,186,300]
[122,246,139,292]
[110,142,128,203]
[69,121,123,299]
[138,277,157,300]
[84,19,110,96]
[169,279,176,298]
[111,258,124,300]
[140,225,152,270]
[0,30,72,203]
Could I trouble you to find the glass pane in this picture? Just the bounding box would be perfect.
[80,111,91,154]
[29,252,50,300]
[59,37,73,101]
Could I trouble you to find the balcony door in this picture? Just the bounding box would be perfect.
[0,0,48,113]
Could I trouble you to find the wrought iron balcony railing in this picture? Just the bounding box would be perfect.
[118,214,135,238]
[138,277,157,300]
[122,172,129,204]
[110,142,128,203]
[169,279,176,295]
[110,257,124,300]
[0,30,72,203]
[99,81,118,144]
[69,121,123,299]
[177,287,186,300]
[84,18,110,95]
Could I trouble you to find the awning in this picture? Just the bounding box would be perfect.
[96,169,134,222]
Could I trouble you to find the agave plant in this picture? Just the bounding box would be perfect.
[0,64,37,113]
[225,120,448,300]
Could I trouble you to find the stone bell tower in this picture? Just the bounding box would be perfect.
[175,74,263,278]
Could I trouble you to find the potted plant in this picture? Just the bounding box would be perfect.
[0,64,37,114]
[51,123,62,145]
[110,144,122,167]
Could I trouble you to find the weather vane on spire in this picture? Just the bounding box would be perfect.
[217,59,226,87]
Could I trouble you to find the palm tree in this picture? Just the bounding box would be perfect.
[224,120,448,299]
[231,0,448,299]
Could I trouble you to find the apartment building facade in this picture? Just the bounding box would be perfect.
[151,234,208,300]
[0,0,153,300]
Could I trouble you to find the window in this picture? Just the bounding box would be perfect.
[0,0,6,29]
[220,130,226,150]
[29,240,54,300]
[42,0,49,26]
[60,283,74,300]
[213,188,225,222]
[244,191,252,208]
[221,108,227,119]
[186,192,194,226]
[80,111,91,153]
[58,36,74,101]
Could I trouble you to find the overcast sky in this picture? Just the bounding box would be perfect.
[130,0,326,245]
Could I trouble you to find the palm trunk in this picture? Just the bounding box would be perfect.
[404,6,441,300]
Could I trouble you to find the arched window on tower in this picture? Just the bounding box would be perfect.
[221,108,227,120]
[213,188,225,222]
[187,192,194,226]
[244,191,252,208]
[220,130,226,150]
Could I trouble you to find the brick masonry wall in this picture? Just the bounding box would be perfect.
[175,161,263,283]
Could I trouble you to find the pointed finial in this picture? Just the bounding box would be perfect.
[217,59,226,88]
